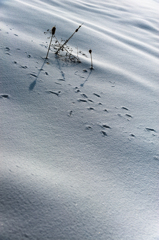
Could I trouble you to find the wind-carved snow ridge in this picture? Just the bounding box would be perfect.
[0,0,159,239]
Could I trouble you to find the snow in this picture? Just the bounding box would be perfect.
[0,0,159,239]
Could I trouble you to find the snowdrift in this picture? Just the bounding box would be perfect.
[0,0,159,239]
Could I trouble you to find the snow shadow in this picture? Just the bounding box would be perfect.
[0,177,109,239]
[29,58,47,91]
[80,69,93,87]
[55,54,65,81]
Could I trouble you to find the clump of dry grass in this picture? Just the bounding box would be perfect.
[44,24,94,67]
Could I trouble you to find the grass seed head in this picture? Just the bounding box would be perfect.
[89,49,92,54]
[52,26,56,35]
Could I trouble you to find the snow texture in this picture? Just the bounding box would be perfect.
[0,0,159,239]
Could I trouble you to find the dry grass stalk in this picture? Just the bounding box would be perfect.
[55,24,83,55]
[89,49,93,69]
[46,26,56,59]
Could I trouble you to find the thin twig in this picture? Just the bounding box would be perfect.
[55,24,83,54]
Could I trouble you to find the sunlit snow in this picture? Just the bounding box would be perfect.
[0,0,159,239]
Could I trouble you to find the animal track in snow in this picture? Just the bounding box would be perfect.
[101,131,107,136]
[130,134,135,137]
[20,65,28,69]
[78,99,87,102]
[68,110,73,117]
[121,107,129,111]
[0,94,9,99]
[74,87,80,93]
[102,124,111,129]
[85,125,92,130]
[93,93,100,98]
[81,93,88,98]
[47,90,61,96]
[87,107,94,110]
[55,82,62,85]
[88,99,94,103]
[4,47,11,55]
[75,89,80,93]
[58,78,65,81]
[125,114,133,118]
[30,73,37,78]
[146,128,156,132]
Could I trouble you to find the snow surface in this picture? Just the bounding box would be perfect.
[0,0,159,239]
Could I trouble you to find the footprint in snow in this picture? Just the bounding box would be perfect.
[101,131,107,136]
[0,94,9,99]
[93,93,101,98]
[102,124,111,129]
[5,47,11,55]
[81,93,88,98]
[58,78,65,81]
[75,89,80,93]
[55,82,61,85]
[74,87,81,93]
[146,128,156,132]
[47,91,61,96]
[125,114,133,118]
[68,111,73,117]
[130,134,135,137]
[30,73,37,78]
[20,65,28,69]
[121,107,129,111]
[78,99,87,102]
[87,107,94,110]
[85,126,92,130]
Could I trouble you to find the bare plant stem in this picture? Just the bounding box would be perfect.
[89,49,93,69]
[54,36,80,62]
[46,35,53,59]
[46,26,56,59]
[55,24,83,54]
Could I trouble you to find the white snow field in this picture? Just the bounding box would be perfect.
[0,0,159,239]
